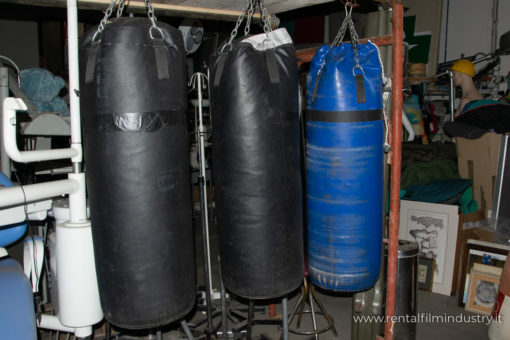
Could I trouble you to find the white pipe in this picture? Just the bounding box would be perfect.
[0,179,77,208]
[0,67,11,177]
[37,314,93,337]
[3,97,79,163]
[68,172,87,222]
[37,314,75,333]
[66,0,83,162]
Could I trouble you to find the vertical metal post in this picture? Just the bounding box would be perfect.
[220,275,228,340]
[282,297,289,340]
[180,320,196,340]
[247,300,255,340]
[196,73,214,339]
[449,70,455,122]
[384,1,403,340]
[0,67,10,178]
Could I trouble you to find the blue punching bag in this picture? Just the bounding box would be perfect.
[306,19,384,292]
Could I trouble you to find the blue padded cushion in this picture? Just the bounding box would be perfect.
[0,172,27,247]
[0,259,37,340]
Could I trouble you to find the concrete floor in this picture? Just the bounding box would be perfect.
[40,217,491,340]
[188,219,491,340]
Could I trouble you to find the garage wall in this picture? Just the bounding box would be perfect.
[439,0,510,90]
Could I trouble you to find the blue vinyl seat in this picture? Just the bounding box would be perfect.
[0,171,37,340]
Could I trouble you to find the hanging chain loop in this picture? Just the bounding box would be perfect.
[259,0,272,33]
[92,0,117,42]
[145,0,164,39]
[221,0,273,52]
[331,4,362,74]
[244,0,255,35]
[116,0,125,18]
[222,0,251,52]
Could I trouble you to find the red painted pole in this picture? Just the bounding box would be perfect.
[384,1,404,340]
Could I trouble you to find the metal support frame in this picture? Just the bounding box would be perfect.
[384,1,403,340]
[296,3,404,338]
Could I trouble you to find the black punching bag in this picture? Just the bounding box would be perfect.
[80,18,195,329]
[210,28,304,299]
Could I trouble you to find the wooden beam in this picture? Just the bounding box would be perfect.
[0,0,259,21]
[296,34,394,67]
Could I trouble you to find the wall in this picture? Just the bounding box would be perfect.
[0,19,39,70]
[439,0,510,90]
[403,0,443,76]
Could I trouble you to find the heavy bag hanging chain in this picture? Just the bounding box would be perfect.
[116,0,125,18]
[223,0,273,52]
[222,0,252,52]
[92,0,117,41]
[331,5,362,76]
[259,0,272,34]
[92,0,163,41]
[244,0,256,36]
[145,0,164,39]
[313,4,366,103]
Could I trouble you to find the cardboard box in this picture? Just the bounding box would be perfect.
[455,211,496,300]
[456,133,502,211]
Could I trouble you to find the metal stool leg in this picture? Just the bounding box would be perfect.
[288,277,337,338]
[247,300,255,340]
[296,278,309,328]
[180,320,195,340]
[282,297,289,340]
[308,282,319,340]
[311,285,338,337]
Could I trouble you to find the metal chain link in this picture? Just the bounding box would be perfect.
[92,0,118,42]
[331,5,353,46]
[116,0,125,18]
[331,5,362,74]
[347,14,362,75]
[222,0,251,52]
[244,0,255,35]
[145,0,163,39]
[258,0,272,33]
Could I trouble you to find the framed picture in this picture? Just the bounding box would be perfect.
[418,256,435,291]
[465,269,502,315]
[399,200,460,295]
[458,240,509,306]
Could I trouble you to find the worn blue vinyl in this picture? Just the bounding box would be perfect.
[0,172,27,247]
[0,259,37,340]
[306,42,384,292]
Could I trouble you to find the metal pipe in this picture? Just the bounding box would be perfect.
[247,300,255,340]
[66,0,83,162]
[491,0,499,53]
[194,72,214,339]
[308,288,318,340]
[68,172,87,222]
[282,297,289,340]
[180,320,195,340]
[0,179,77,208]
[449,70,455,122]
[384,1,403,340]
[0,67,11,178]
[3,98,79,163]
[220,275,228,340]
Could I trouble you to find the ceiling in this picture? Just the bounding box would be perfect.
[0,0,338,21]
